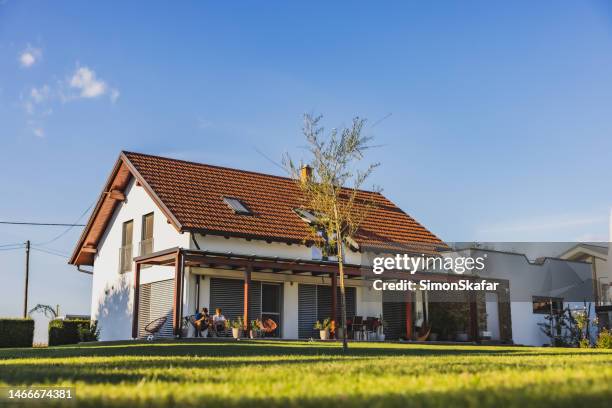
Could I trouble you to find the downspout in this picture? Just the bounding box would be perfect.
[191,232,201,250]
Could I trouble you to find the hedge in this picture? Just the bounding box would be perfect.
[48,319,92,346]
[0,318,34,348]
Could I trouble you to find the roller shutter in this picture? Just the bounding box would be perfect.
[210,278,244,321]
[382,290,406,340]
[298,284,356,339]
[317,286,356,322]
[298,284,317,339]
[138,279,174,338]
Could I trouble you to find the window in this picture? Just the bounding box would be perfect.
[532,296,563,314]
[120,220,133,273]
[140,213,154,256]
[294,208,318,224]
[223,197,251,215]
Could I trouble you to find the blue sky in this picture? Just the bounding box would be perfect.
[1,1,612,317]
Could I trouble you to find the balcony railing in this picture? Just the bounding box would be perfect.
[119,245,133,273]
[140,238,154,256]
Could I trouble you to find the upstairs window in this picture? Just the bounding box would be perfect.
[223,197,251,215]
[120,220,133,273]
[140,212,154,256]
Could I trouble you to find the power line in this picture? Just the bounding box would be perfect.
[34,202,94,246]
[30,246,69,259]
[0,242,25,248]
[0,246,24,252]
[0,221,86,227]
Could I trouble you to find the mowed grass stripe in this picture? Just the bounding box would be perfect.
[0,341,611,407]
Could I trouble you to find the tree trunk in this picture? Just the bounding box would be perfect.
[336,231,348,351]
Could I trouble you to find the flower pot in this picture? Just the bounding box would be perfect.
[232,328,242,339]
[335,328,344,340]
[319,329,329,340]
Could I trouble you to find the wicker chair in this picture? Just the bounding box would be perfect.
[260,318,278,337]
[144,316,167,341]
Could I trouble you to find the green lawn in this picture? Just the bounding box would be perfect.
[0,340,611,407]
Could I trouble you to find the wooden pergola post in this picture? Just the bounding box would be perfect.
[405,291,413,340]
[172,250,184,337]
[331,269,337,338]
[244,265,252,332]
[131,262,141,339]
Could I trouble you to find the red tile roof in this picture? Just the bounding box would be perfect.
[71,151,445,265]
[125,151,444,248]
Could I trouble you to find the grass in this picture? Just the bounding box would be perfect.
[0,340,611,407]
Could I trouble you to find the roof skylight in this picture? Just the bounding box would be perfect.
[223,197,251,215]
[294,208,318,224]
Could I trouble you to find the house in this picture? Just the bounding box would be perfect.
[70,151,510,342]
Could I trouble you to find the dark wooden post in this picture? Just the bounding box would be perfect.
[244,265,252,332]
[172,251,184,337]
[131,262,141,339]
[331,269,337,338]
[469,292,480,343]
[405,291,413,340]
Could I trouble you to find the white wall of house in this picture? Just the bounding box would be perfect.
[91,178,188,341]
[191,233,365,265]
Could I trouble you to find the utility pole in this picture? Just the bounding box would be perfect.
[23,240,30,318]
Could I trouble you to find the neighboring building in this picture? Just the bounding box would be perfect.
[455,247,596,346]
[560,243,612,328]
[71,151,475,342]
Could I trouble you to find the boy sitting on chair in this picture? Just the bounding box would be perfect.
[212,308,226,336]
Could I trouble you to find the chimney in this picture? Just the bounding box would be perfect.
[300,165,313,183]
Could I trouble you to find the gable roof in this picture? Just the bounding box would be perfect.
[70,151,446,265]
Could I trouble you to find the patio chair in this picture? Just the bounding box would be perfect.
[144,316,167,341]
[417,325,431,342]
[350,316,364,340]
[364,317,377,341]
[260,318,278,337]
[184,315,208,338]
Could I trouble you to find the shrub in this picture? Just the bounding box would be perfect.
[0,318,34,348]
[596,328,612,349]
[49,319,98,346]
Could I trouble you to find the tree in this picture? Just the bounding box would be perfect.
[285,113,380,351]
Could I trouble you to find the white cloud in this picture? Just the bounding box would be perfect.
[69,67,107,98]
[479,215,607,234]
[110,88,120,103]
[32,127,44,138]
[30,85,50,104]
[19,46,42,68]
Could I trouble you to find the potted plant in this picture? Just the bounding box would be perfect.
[250,319,262,339]
[314,318,331,340]
[228,317,243,339]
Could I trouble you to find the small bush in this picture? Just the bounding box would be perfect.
[0,318,34,348]
[596,328,612,349]
[49,319,98,346]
